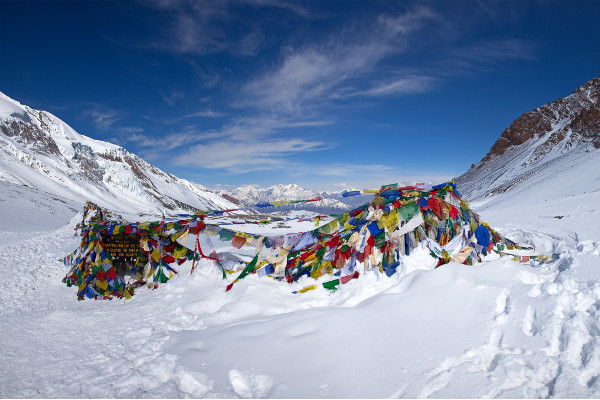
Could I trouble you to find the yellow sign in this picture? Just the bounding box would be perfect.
[102,234,143,263]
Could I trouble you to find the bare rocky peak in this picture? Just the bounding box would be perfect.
[456,77,600,202]
[483,77,600,162]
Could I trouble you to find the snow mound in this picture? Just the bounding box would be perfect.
[0,94,29,123]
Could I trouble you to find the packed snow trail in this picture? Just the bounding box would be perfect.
[1,199,600,397]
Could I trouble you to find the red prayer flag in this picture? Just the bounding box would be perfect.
[96,270,106,281]
[106,268,118,280]
[341,271,359,284]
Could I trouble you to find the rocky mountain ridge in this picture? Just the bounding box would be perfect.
[456,77,600,206]
[484,77,600,162]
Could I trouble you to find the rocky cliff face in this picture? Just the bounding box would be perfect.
[484,77,600,161]
[456,77,600,204]
[0,92,236,216]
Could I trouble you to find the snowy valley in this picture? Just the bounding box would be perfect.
[1,79,600,398]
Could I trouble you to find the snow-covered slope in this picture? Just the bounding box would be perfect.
[1,82,600,397]
[0,91,236,218]
[456,77,600,208]
[2,176,600,397]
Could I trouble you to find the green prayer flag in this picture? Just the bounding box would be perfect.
[322,279,340,291]
[219,229,235,241]
[397,201,420,221]
[154,267,169,283]
[237,254,259,281]
[374,231,386,248]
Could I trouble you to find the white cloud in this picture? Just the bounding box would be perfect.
[377,6,439,36]
[238,7,438,116]
[119,126,144,133]
[145,0,311,56]
[177,110,227,120]
[312,163,394,177]
[360,75,436,97]
[161,90,186,107]
[83,107,121,131]
[448,39,537,65]
[174,138,326,172]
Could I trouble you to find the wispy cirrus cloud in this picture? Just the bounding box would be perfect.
[443,38,537,71]
[237,6,439,116]
[82,107,121,131]
[126,5,442,175]
[118,126,144,133]
[145,0,312,56]
[309,163,394,177]
[157,110,228,125]
[357,75,437,97]
[128,113,333,169]
[160,89,185,107]
[174,138,328,173]
[176,110,227,121]
[377,6,439,35]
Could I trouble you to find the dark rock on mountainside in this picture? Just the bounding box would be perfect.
[456,77,600,202]
[483,77,600,162]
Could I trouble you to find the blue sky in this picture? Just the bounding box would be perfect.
[1,0,599,191]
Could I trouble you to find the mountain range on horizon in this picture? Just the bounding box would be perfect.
[1,76,599,227]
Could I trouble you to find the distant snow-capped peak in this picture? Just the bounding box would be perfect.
[216,183,319,204]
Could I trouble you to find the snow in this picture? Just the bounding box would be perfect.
[1,89,600,397]
[0,95,29,123]
[1,168,600,398]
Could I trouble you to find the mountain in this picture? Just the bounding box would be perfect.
[214,183,373,214]
[456,77,600,208]
[0,91,236,226]
[215,183,318,204]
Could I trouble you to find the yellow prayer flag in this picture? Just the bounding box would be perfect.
[377,210,399,232]
[310,268,322,279]
[235,231,254,239]
[344,223,356,231]
[319,220,339,234]
[96,279,108,291]
[172,247,187,259]
[298,285,317,293]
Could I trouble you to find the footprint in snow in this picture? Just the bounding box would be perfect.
[494,289,510,324]
[522,306,537,336]
[228,368,274,398]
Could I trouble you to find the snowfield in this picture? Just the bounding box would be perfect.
[1,183,599,398]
